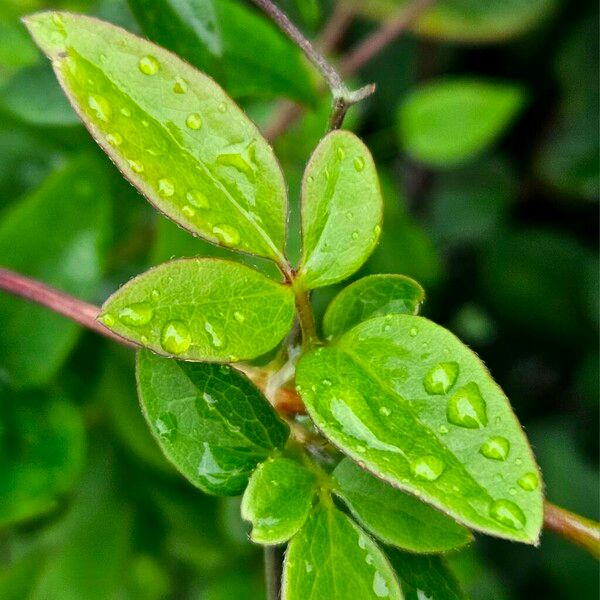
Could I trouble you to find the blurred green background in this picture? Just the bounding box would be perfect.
[0,0,597,598]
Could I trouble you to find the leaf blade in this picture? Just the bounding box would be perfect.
[136,350,289,495]
[296,315,543,543]
[297,130,383,289]
[25,11,288,261]
[98,258,295,362]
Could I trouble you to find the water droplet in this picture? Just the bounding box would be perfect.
[490,499,526,530]
[186,190,210,209]
[509,487,517,496]
[120,107,132,117]
[140,335,149,345]
[212,224,240,246]
[351,231,359,240]
[101,313,116,327]
[322,379,332,386]
[345,211,354,220]
[106,132,122,146]
[142,119,149,127]
[160,321,191,355]
[234,311,245,323]
[515,458,523,466]
[305,562,313,573]
[307,175,314,184]
[52,14,65,27]
[480,436,510,461]
[411,455,445,481]
[155,412,177,442]
[204,321,226,348]
[186,112,202,130]
[218,102,227,112]
[447,382,488,429]
[118,302,154,327]
[439,425,449,434]
[409,327,418,337]
[216,153,253,178]
[518,472,539,491]
[354,156,365,172]
[373,224,382,238]
[138,55,159,75]
[423,362,459,395]
[158,178,175,197]
[182,205,195,217]
[173,77,188,93]
[151,289,160,300]
[87,94,112,122]
[337,146,346,160]
[379,406,391,416]
[128,159,144,174]
[373,571,390,598]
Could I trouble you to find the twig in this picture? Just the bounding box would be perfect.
[249,0,374,130]
[0,268,136,348]
[544,501,600,558]
[264,545,284,600]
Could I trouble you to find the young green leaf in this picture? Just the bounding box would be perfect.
[323,274,425,339]
[388,550,465,600]
[0,155,110,388]
[25,11,288,262]
[98,258,295,362]
[332,459,472,553]
[297,130,383,290]
[241,457,316,544]
[283,503,403,600]
[398,78,526,167]
[0,392,85,527]
[295,315,543,544]
[136,350,289,495]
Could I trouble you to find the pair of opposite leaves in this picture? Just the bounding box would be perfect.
[25,12,543,547]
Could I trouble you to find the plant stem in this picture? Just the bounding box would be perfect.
[293,285,318,350]
[544,501,600,558]
[0,268,136,348]
[248,0,374,130]
[264,545,284,600]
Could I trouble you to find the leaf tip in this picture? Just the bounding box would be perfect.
[22,11,69,58]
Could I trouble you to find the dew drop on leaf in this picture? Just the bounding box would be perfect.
[409,327,418,337]
[186,112,202,130]
[212,224,240,246]
[351,231,359,240]
[517,472,540,491]
[155,412,178,442]
[204,321,226,349]
[120,107,132,117]
[337,146,346,160]
[87,94,111,122]
[218,102,227,112]
[158,178,175,197]
[354,156,365,172]
[479,436,510,461]
[410,455,445,481]
[234,311,245,323]
[160,320,191,355]
[117,302,154,327]
[138,55,159,75]
[186,190,210,209]
[128,159,144,174]
[490,499,526,530]
[447,382,488,429]
[151,289,160,300]
[423,362,459,395]
[373,571,390,598]
[101,313,116,327]
[106,132,122,146]
[173,77,188,94]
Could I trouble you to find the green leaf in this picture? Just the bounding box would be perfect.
[0,391,86,527]
[295,315,543,543]
[0,155,110,388]
[332,458,472,553]
[283,503,403,600]
[136,350,289,495]
[398,78,526,167]
[129,0,317,104]
[99,258,295,362]
[388,550,465,600]
[25,11,288,262]
[323,274,425,339]
[241,456,316,544]
[347,0,557,43]
[297,130,383,290]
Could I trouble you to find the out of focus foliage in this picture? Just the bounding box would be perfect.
[0,0,597,598]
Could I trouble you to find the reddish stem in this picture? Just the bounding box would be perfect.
[544,501,600,558]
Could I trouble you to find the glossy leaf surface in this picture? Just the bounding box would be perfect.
[136,350,289,495]
[298,130,383,289]
[0,155,110,388]
[296,315,543,543]
[241,456,316,544]
[324,274,425,338]
[128,0,317,104]
[99,259,295,362]
[388,550,465,600]
[398,78,525,167]
[348,0,556,43]
[25,11,288,261]
[0,392,85,527]
[283,504,403,600]
[333,459,472,553]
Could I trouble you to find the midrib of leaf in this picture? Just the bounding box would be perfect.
[338,342,495,517]
[60,48,287,265]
